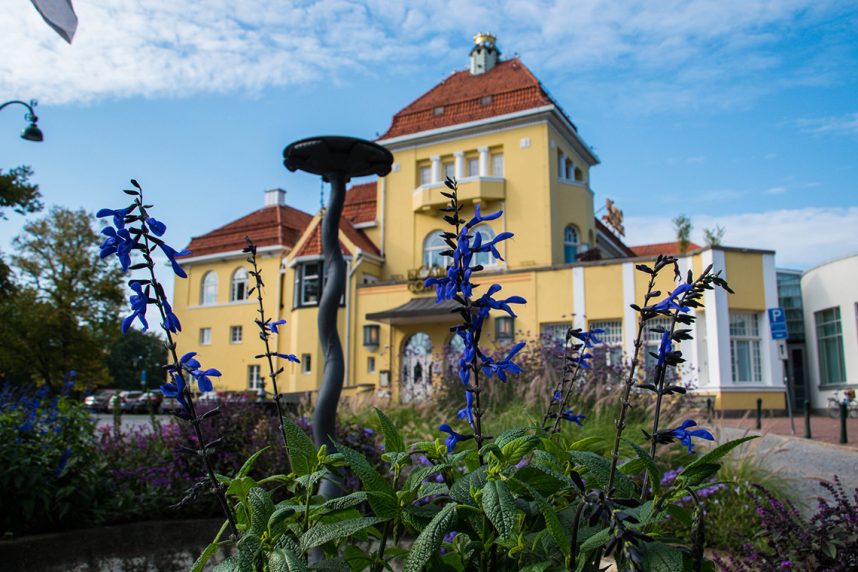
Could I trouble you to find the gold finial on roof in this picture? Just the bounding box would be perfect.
[473,32,496,46]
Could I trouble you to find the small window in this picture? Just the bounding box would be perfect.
[491,153,504,177]
[200,271,218,305]
[730,312,762,383]
[423,230,447,268]
[248,365,263,390]
[302,354,312,374]
[364,324,380,348]
[590,320,623,367]
[367,356,376,374]
[230,325,243,344]
[361,273,378,285]
[199,327,212,345]
[296,262,321,306]
[230,267,249,302]
[495,316,514,340]
[480,96,493,106]
[466,157,479,177]
[433,106,444,116]
[815,307,846,386]
[564,225,579,263]
[419,166,432,186]
[574,166,584,182]
[443,162,455,181]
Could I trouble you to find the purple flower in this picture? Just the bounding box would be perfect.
[669,420,715,454]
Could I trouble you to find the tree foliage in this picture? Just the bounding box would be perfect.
[672,214,693,253]
[0,208,124,389]
[105,328,167,390]
[0,165,42,220]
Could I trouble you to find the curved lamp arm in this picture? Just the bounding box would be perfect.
[0,99,43,142]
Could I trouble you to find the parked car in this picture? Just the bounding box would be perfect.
[137,391,163,413]
[119,391,145,412]
[83,389,118,412]
[159,395,184,414]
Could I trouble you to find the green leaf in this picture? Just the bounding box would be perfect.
[664,504,692,527]
[579,527,610,552]
[213,555,239,572]
[482,479,517,539]
[309,559,352,571]
[501,435,540,466]
[375,408,405,453]
[449,466,487,504]
[624,439,662,495]
[495,426,532,448]
[191,520,229,572]
[641,541,683,572]
[248,487,275,536]
[283,415,317,476]
[678,463,720,487]
[299,516,386,552]
[685,435,758,471]
[318,491,369,513]
[268,547,309,572]
[334,442,398,518]
[238,446,270,478]
[403,503,457,572]
[237,533,262,572]
[227,476,258,500]
[569,451,636,498]
[511,478,569,558]
[404,464,448,492]
[567,436,606,452]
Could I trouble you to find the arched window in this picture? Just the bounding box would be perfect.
[230,267,249,302]
[564,225,579,263]
[472,224,497,267]
[201,271,218,305]
[423,230,446,268]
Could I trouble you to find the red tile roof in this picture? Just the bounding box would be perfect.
[184,205,313,258]
[631,241,703,257]
[293,216,381,258]
[379,58,566,140]
[342,181,377,225]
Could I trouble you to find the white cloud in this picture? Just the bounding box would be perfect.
[764,186,787,195]
[764,152,778,160]
[625,207,858,268]
[0,0,850,109]
[795,112,858,136]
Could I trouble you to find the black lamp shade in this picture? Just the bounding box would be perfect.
[21,122,43,142]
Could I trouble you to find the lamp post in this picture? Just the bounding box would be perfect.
[0,99,44,142]
[283,136,392,498]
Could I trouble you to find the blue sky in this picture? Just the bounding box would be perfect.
[2,0,857,291]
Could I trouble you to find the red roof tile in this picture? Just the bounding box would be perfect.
[293,217,381,259]
[379,59,564,140]
[630,241,703,257]
[342,181,377,225]
[184,205,313,258]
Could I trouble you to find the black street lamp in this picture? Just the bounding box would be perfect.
[0,99,44,142]
[283,136,392,498]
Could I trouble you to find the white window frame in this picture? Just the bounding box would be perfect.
[815,306,846,386]
[472,224,498,268]
[419,165,432,186]
[643,317,676,376]
[201,271,218,305]
[302,354,312,374]
[230,325,243,344]
[589,320,623,367]
[491,152,504,177]
[199,327,212,345]
[443,161,455,181]
[729,312,762,383]
[230,267,249,302]
[248,364,263,390]
[367,356,376,374]
[423,230,447,269]
[466,157,479,177]
[295,262,321,307]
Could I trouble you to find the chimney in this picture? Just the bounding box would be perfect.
[469,33,500,75]
[264,188,286,207]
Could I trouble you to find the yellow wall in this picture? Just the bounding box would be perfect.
[698,390,785,410]
[725,251,766,310]
[584,264,623,320]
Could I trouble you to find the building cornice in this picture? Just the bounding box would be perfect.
[177,245,284,266]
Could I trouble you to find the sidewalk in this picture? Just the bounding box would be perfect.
[723,414,858,449]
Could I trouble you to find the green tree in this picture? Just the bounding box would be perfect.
[0,207,124,390]
[106,329,167,390]
[673,214,693,254]
[704,224,726,246]
[0,166,43,297]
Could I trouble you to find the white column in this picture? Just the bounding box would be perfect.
[572,266,586,330]
[677,256,697,386]
[761,253,784,388]
[703,249,732,387]
[622,262,637,362]
[430,155,441,183]
[454,151,464,180]
[478,147,489,177]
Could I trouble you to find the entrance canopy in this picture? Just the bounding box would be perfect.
[366,297,460,325]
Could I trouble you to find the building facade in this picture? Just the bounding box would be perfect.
[801,253,858,411]
[173,35,786,410]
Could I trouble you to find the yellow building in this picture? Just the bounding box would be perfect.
[174,35,786,411]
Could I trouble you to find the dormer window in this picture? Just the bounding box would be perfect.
[480,96,493,105]
[433,106,444,116]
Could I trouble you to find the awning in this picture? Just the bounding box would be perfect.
[366,297,461,325]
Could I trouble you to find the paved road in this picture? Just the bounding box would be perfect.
[718,424,858,512]
[93,413,173,431]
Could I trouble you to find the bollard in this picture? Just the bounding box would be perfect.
[804,400,812,439]
[756,398,763,430]
[706,397,713,422]
[840,402,849,444]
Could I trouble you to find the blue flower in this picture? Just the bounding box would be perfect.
[190,368,221,392]
[145,216,167,236]
[481,341,525,382]
[96,207,127,229]
[438,423,473,453]
[122,282,149,333]
[657,329,671,367]
[179,351,201,371]
[647,284,692,314]
[99,226,136,272]
[571,328,604,348]
[270,319,287,334]
[457,390,475,424]
[477,284,526,319]
[162,297,182,333]
[670,420,715,454]
[553,390,562,401]
[277,353,300,363]
[160,371,188,408]
[465,204,503,228]
[570,352,594,369]
[158,243,191,278]
[560,410,585,426]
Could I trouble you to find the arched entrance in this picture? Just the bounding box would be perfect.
[400,332,434,403]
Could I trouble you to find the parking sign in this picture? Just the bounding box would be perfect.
[768,307,788,340]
